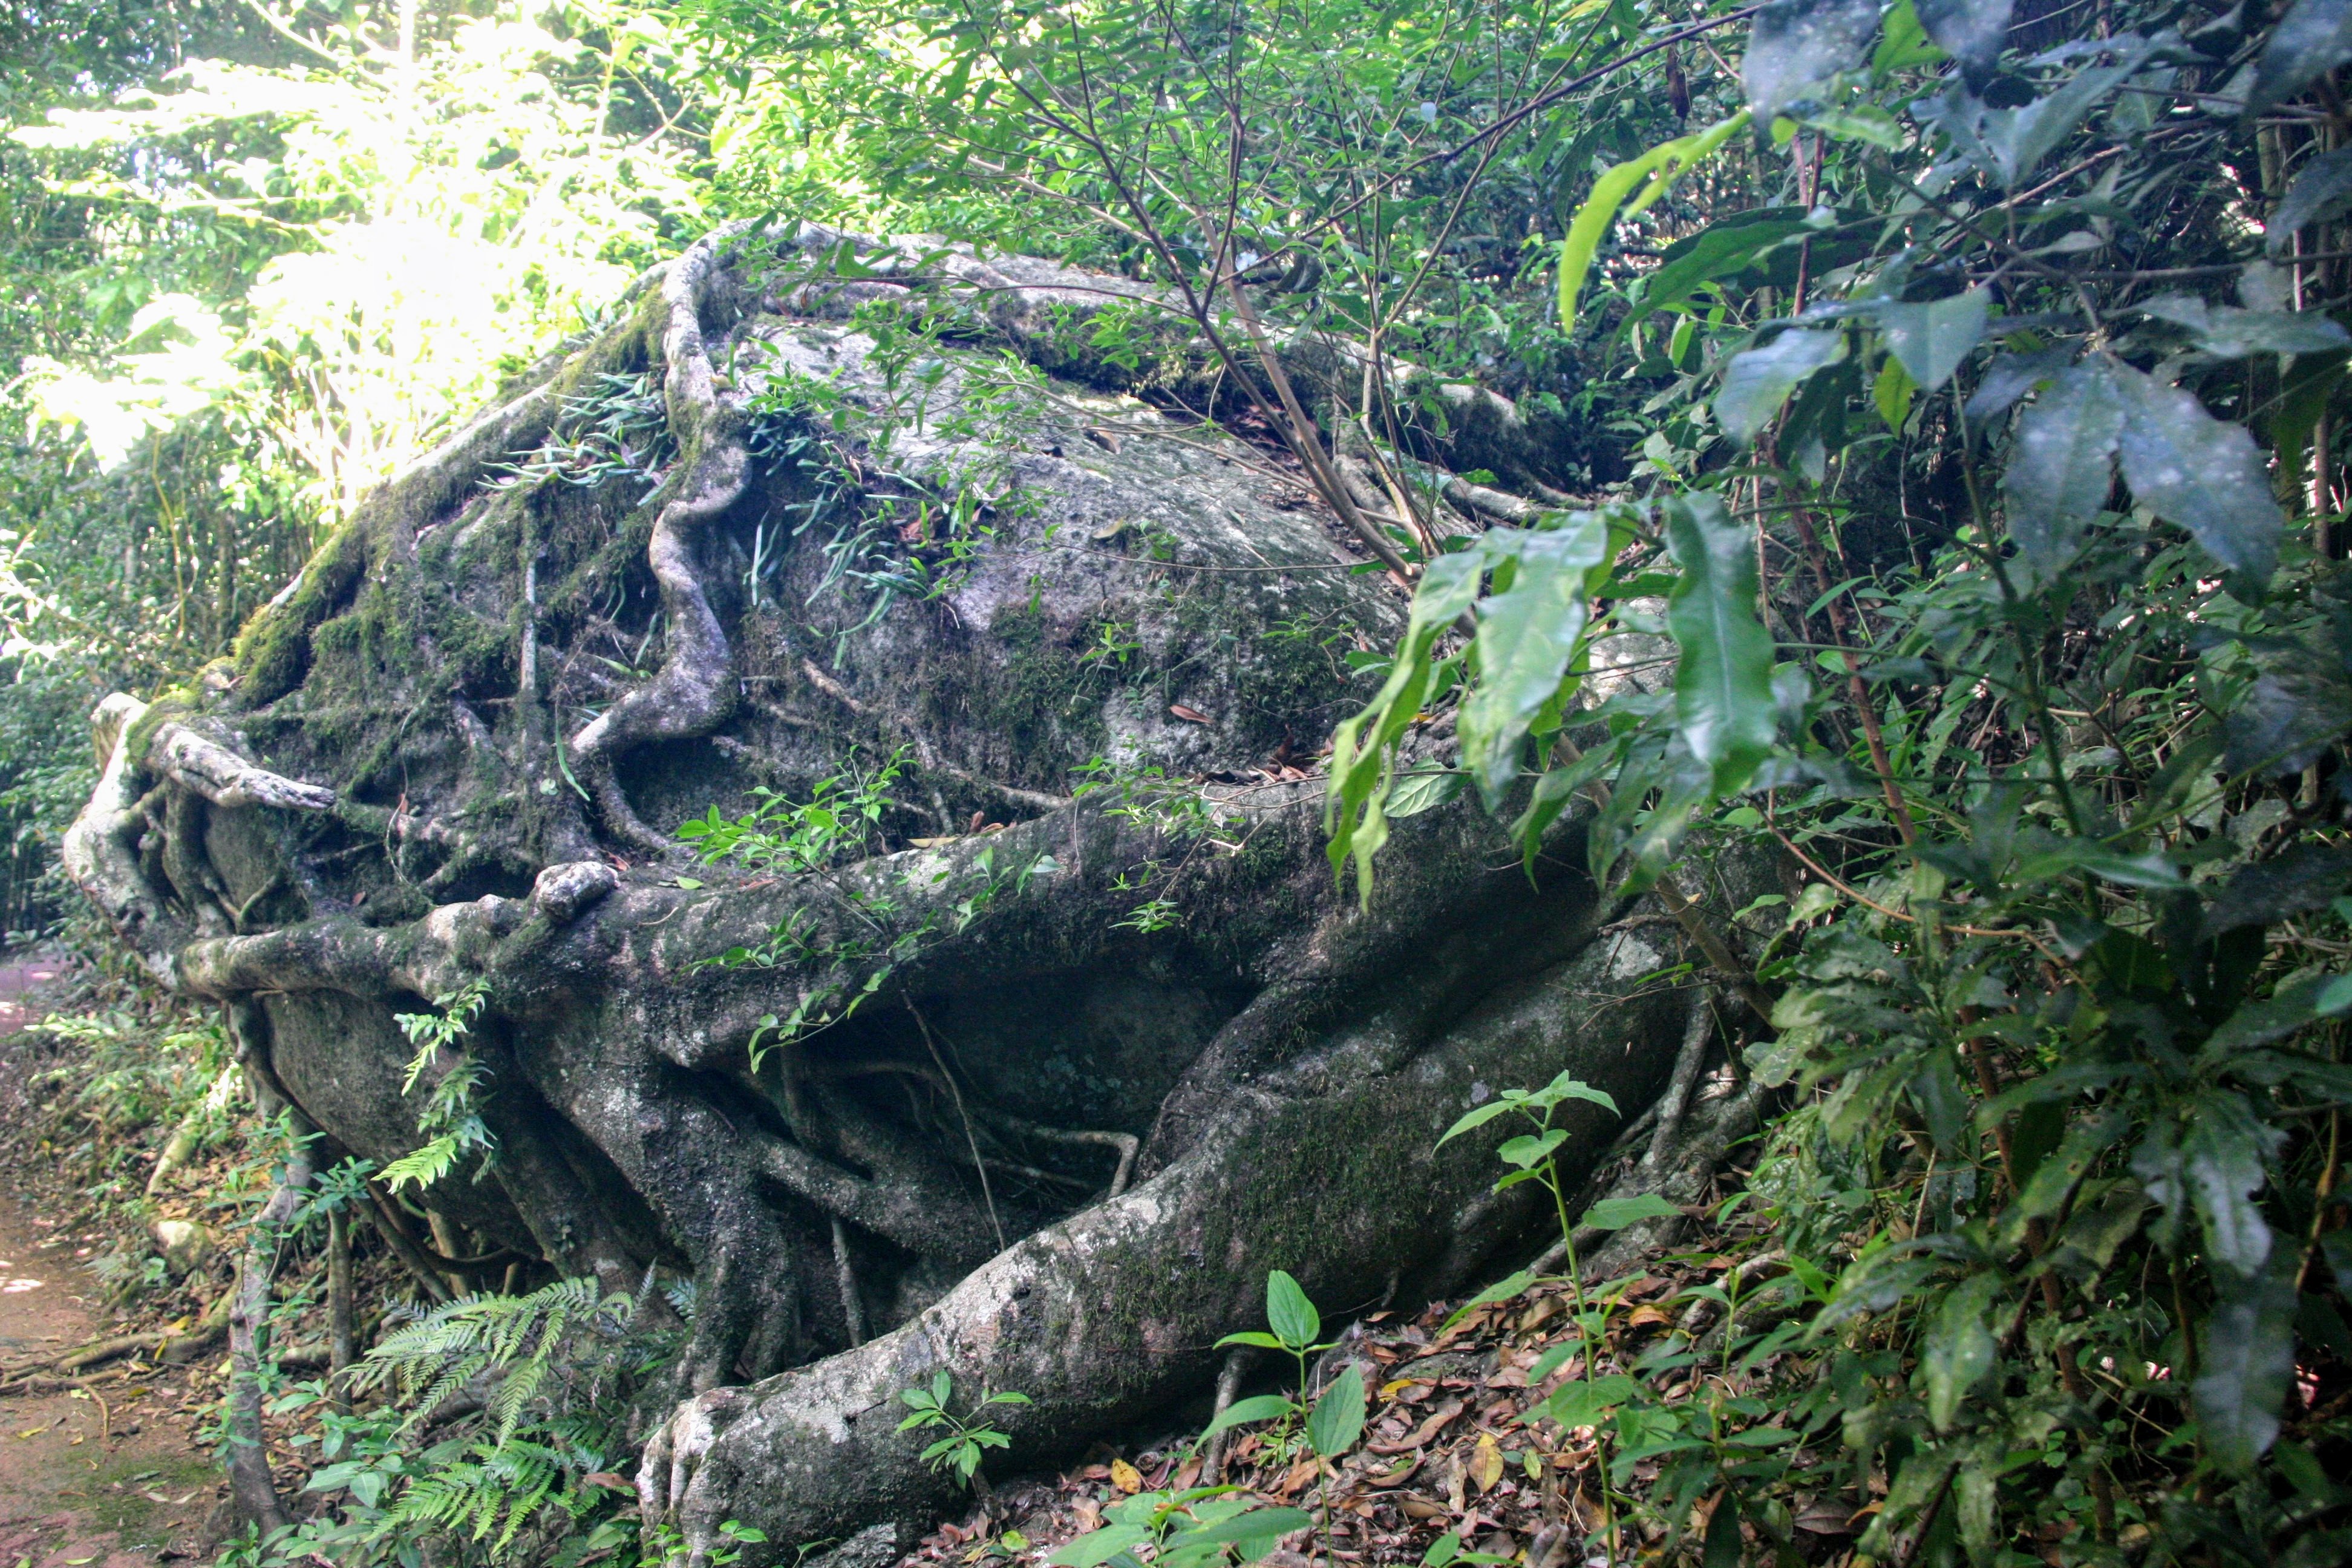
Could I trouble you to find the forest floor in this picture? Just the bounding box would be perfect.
[0,956,227,1568]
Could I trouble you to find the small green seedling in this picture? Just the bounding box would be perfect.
[1047,1486,1310,1568]
[898,1371,1031,1487]
[1421,1532,1517,1567]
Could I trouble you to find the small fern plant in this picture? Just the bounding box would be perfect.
[355,1275,632,1441]
[381,979,495,1192]
[290,1277,648,1564]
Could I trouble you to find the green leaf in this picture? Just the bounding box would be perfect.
[2249,0,2352,114]
[1326,549,1486,900]
[2184,1092,2279,1278]
[1436,1099,1519,1148]
[2004,359,2122,580]
[1922,1272,1999,1431]
[1873,356,1916,433]
[1716,328,1845,444]
[1625,209,1820,327]
[1214,1331,1287,1351]
[1306,1365,1366,1457]
[1497,1128,1570,1169]
[1558,113,1749,328]
[1386,769,1466,818]
[2272,148,2352,251]
[1181,1508,1314,1548]
[2139,295,2351,358]
[1703,1492,1743,1568]
[2112,362,2282,583]
[1583,1194,1682,1230]
[1538,1373,1638,1428]
[1874,290,1989,392]
[1457,514,1613,808]
[1921,41,2153,187]
[1202,1394,1293,1439]
[1266,1270,1321,1351]
[2192,1253,2299,1472]
[2198,842,2352,941]
[1664,493,1779,794]
[2203,973,2336,1056]
[1048,1526,1154,1568]
[1743,0,1883,125]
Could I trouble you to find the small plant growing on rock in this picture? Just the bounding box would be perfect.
[898,1371,1030,1487]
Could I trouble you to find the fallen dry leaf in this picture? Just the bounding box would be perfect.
[1470,1435,1504,1494]
[1370,1396,1463,1454]
[1169,704,1212,724]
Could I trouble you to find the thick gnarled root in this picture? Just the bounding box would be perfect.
[636,918,1690,1565]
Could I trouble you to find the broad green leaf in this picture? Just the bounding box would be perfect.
[1584,1193,1682,1230]
[1921,40,2152,187]
[1625,209,1819,328]
[1716,328,1844,444]
[1915,0,2012,83]
[1305,1365,1366,1457]
[1873,355,1916,433]
[1743,0,1883,125]
[1202,1394,1293,1438]
[1213,1331,1287,1351]
[1664,492,1779,794]
[1327,548,1486,900]
[1874,290,1988,391]
[2184,1092,2279,1277]
[1802,105,1907,148]
[1530,1070,1621,1114]
[1558,113,1749,328]
[1386,769,1465,818]
[2112,362,2284,582]
[1703,1494,1742,1568]
[2004,358,2122,579]
[1538,1373,1638,1428]
[2202,973,2336,1056]
[1049,1526,1154,1567]
[1266,1269,1320,1351]
[1967,345,2073,423]
[2192,1255,2299,1471]
[1436,1099,1518,1147]
[2139,295,2351,358]
[2007,1107,2129,1229]
[1497,1128,1570,1169]
[2050,1180,2151,1279]
[2272,148,2352,252]
[2224,652,2352,776]
[1923,1272,1999,1431]
[1182,1507,1314,1547]
[2249,0,2352,113]
[1456,513,1612,808]
[2198,841,2352,940]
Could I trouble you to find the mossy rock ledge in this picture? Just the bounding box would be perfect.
[62,222,1705,1563]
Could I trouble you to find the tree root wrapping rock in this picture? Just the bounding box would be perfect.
[61,221,1726,1560]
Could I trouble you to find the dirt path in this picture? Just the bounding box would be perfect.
[0,959,226,1564]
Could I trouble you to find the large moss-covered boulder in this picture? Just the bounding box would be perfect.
[64,222,1707,1561]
